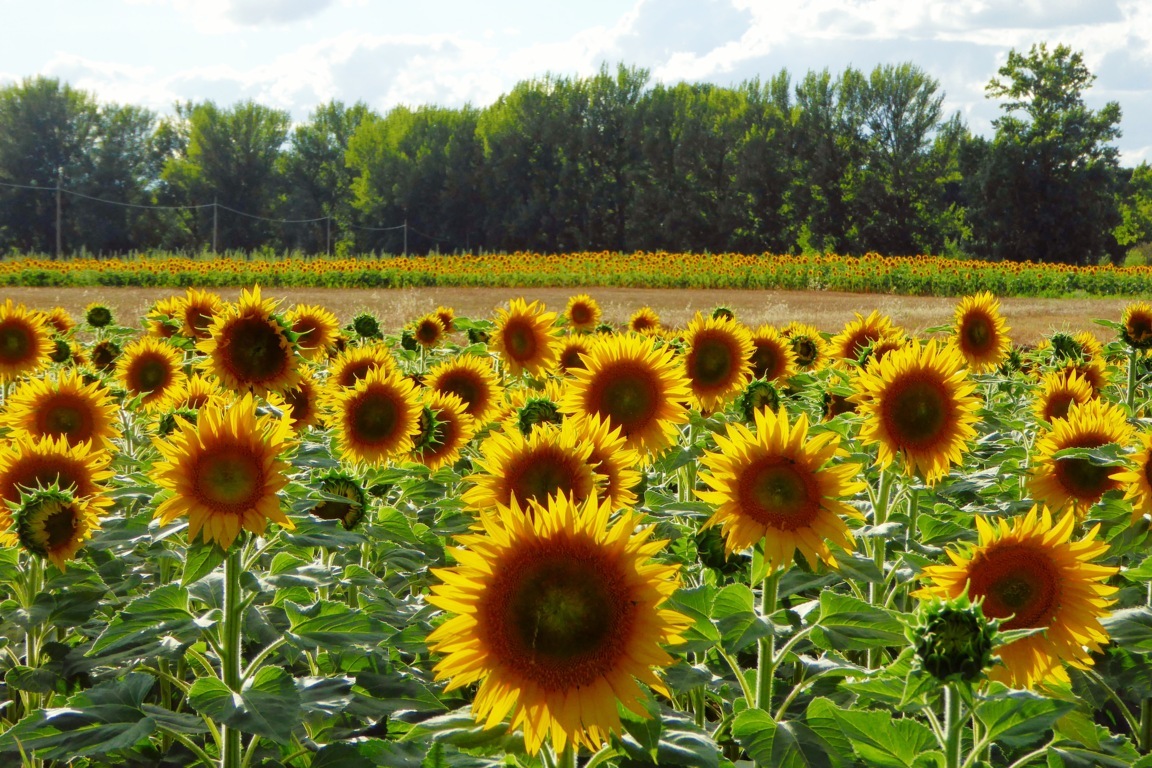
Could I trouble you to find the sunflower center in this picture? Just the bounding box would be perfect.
[416,321,441,345]
[1054,453,1115,501]
[503,320,538,361]
[292,318,320,346]
[0,323,31,362]
[689,333,736,388]
[509,450,583,506]
[968,543,1060,630]
[962,314,993,351]
[349,392,399,445]
[751,342,783,380]
[595,363,659,434]
[737,457,819,530]
[282,384,314,425]
[1043,391,1078,422]
[570,304,593,326]
[1128,315,1152,344]
[882,376,950,448]
[338,360,377,388]
[438,373,481,413]
[131,354,171,393]
[37,396,93,442]
[223,317,289,383]
[3,458,90,505]
[792,337,818,367]
[195,448,263,510]
[560,346,587,371]
[41,502,80,550]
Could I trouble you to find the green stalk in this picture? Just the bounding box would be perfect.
[868,469,893,668]
[755,568,780,711]
[221,548,243,768]
[943,684,963,768]
[1128,347,1141,414]
[557,744,577,768]
[1142,699,1152,754]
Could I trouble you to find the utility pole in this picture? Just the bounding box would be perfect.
[55,167,62,259]
[212,197,218,253]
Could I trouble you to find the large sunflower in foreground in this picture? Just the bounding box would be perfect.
[696,407,865,567]
[1030,398,1133,516]
[953,292,1011,373]
[285,303,341,360]
[11,488,101,571]
[916,506,1116,688]
[1032,370,1095,425]
[682,313,754,412]
[564,294,601,332]
[749,325,796,383]
[491,298,559,378]
[427,493,691,754]
[463,420,600,513]
[560,334,691,460]
[117,336,188,412]
[0,299,53,382]
[1,369,120,449]
[0,435,114,540]
[851,339,980,484]
[151,393,295,550]
[198,286,300,396]
[425,354,504,425]
[327,367,422,466]
[411,389,477,472]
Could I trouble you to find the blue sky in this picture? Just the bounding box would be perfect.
[3,0,1151,163]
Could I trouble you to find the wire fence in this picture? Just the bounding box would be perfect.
[0,178,445,257]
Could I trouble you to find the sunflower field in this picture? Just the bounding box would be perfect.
[4,287,1152,768]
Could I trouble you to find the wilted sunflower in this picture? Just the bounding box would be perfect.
[1121,302,1152,350]
[285,303,341,360]
[491,298,559,378]
[556,334,592,374]
[748,325,796,383]
[412,313,447,349]
[411,390,477,471]
[682,313,754,412]
[117,336,188,412]
[577,413,643,509]
[1032,370,1095,425]
[198,286,301,396]
[425,354,504,425]
[426,493,691,754]
[831,310,898,363]
[10,488,100,571]
[328,367,422,466]
[916,506,1116,688]
[1114,430,1152,522]
[463,420,600,513]
[0,299,53,382]
[697,407,865,567]
[628,306,661,335]
[1030,398,1133,516]
[0,435,113,519]
[953,292,1011,373]
[151,393,294,550]
[560,333,691,460]
[781,321,830,372]
[326,344,394,391]
[1,369,120,449]
[565,294,601,332]
[851,339,980,484]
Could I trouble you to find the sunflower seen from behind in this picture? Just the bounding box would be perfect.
[1030,398,1133,516]
[427,493,691,754]
[198,285,301,396]
[953,292,1011,373]
[681,313,754,412]
[151,392,295,551]
[117,335,188,412]
[696,406,865,568]
[327,366,421,466]
[491,298,559,378]
[0,299,53,383]
[1,368,120,450]
[916,506,1115,688]
[10,487,101,571]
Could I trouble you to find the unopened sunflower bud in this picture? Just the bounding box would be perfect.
[911,594,997,685]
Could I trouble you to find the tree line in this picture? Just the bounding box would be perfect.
[0,43,1147,265]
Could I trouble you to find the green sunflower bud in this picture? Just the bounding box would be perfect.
[711,305,735,322]
[49,338,71,364]
[1048,332,1083,362]
[351,312,382,339]
[399,329,419,351]
[911,593,998,686]
[466,327,490,345]
[412,404,445,454]
[735,379,780,423]
[85,304,114,329]
[516,397,562,437]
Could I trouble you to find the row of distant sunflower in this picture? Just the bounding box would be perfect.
[2,288,1152,764]
[5,250,1152,296]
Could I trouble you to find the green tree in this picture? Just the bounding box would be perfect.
[1115,163,1152,249]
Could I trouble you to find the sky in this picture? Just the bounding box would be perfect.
[2,0,1151,163]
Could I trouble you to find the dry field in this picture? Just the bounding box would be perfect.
[2,285,1134,344]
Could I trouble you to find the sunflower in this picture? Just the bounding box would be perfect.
[197,286,301,396]
[831,310,898,364]
[1055,356,1109,394]
[628,306,661,335]
[577,413,643,509]
[1,369,120,449]
[916,506,1116,688]
[1113,430,1152,522]
[463,420,600,513]
[280,370,322,430]
[90,340,121,373]
[150,393,294,550]
[749,325,796,383]
[44,307,75,337]
[177,373,226,411]
[84,303,114,329]
[411,390,477,471]
[435,306,456,333]
[284,303,340,360]
[1121,302,1152,350]
[0,299,53,382]
[560,334,690,459]
[681,313,754,412]
[425,354,504,425]
[953,292,1011,373]
[412,314,447,349]
[696,407,865,567]
[1032,370,1095,425]
[147,296,183,339]
[867,331,909,366]
[117,336,188,412]
[556,334,592,374]
[326,344,394,391]
[781,321,830,372]
[851,339,980,484]
[426,493,691,754]
[328,367,421,466]
[178,288,224,340]
[0,435,114,521]
[10,488,100,571]
[503,379,566,436]
[491,298,559,378]
[310,471,368,530]
[565,294,601,332]
[1030,398,1133,516]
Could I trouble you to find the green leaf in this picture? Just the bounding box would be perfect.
[809,591,906,651]
[808,697,939,768]
[188,666,302,743]
[5,665,60,694]
[89,584,200,656]
[976,689,1074,748]
[182,539,227,585]
[1102,608,1152,652]
[284,600,393,650]
[732,709,835,768]
[713,583,772,653]
[351,670,445,716]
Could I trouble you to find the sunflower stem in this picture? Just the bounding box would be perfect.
[1141,698,1152,754]
[557,744,577,768]
[1127,347,1141,415]
[868,469,893,668]
[755,566,780,712]
[221,547,244,768]
[943,683,963,768]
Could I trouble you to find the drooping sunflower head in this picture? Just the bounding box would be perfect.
[84,303,114,329]
[1,368,121,449]
[1030,398,1134,516]
[832,310,897,364]
[953,292,1011,373]
[491,298,560,378]
[285,303,341,361]
[0,299,53,383]
[1032,370,1095,425]
[151,392,295,551]
[11,487,101,571]
[556,334,592,375]
[781,321,830,372]
[411,389,477,472]
[147,296,184,339]
[560,333,691,460]
[681,313,754,412]
[411,313,447,349]
[426,493,691,754]
[178,288,224,340]
[697,406,865,567]
[197,286,301,396]
[1121,302,1152,350]
[310,471,369,530]
[327,366,422,466]
[628,306,661,335]
[565,294,601,332]
[851,339,980,484]
[749,325,796,383]
[916,506,1116,688]
[425,354,504,426]
[117,335,188,412]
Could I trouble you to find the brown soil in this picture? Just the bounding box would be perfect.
[5,285,1133,344]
